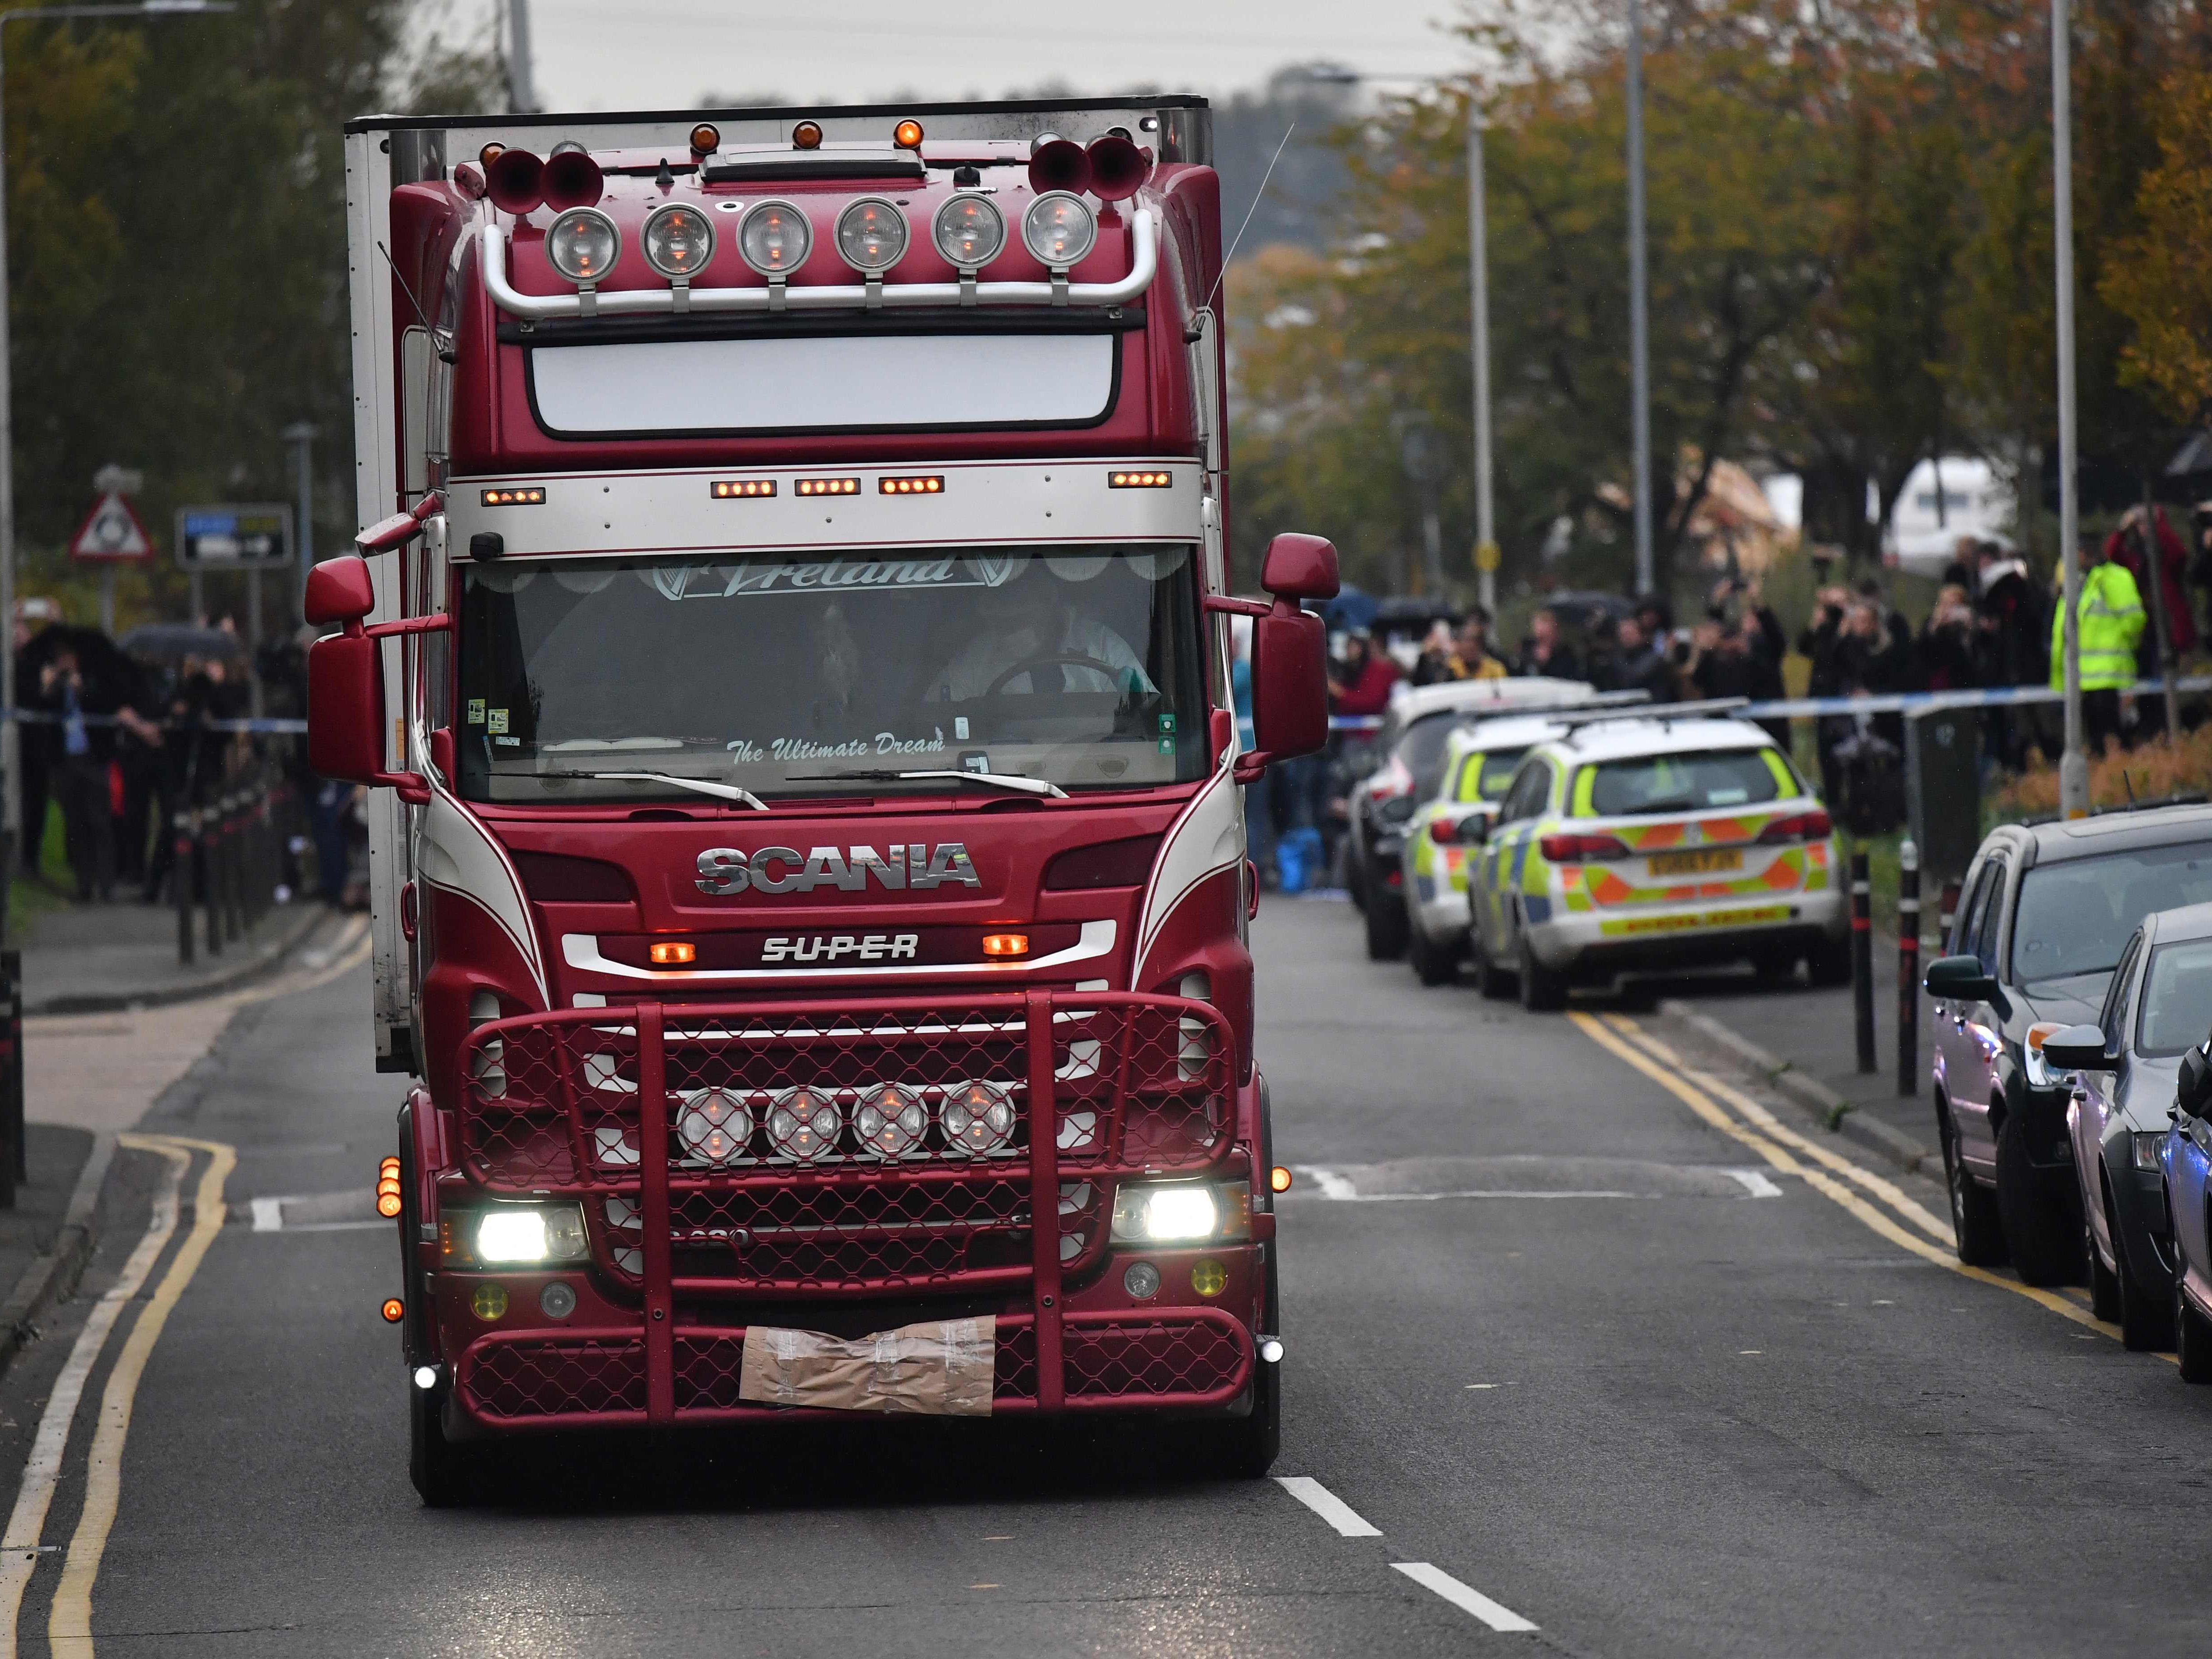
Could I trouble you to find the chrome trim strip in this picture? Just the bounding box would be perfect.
[482,210,1158,320]
[561,919,1116,983]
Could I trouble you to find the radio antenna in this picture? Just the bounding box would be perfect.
[1206,122,1296,310]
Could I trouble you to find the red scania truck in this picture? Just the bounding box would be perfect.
[309,97,1338,1502]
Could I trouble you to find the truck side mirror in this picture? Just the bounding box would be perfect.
[1924,952,2010,1019]
[1260,532,1340,602]
[1249,605,1327,769]
[2038,1023,2111,1074]
[304,557,375,627]
[2179,1043,2212,1119]
[307,633,428,803]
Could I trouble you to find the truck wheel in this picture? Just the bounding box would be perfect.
[1517,933,1567,1013]
[2178,1278,2212,1383]
[1213,1255,1282,1479]
[1941,1104,2007,1267]
[1409,924,1458,987]
[1994,1114,2080,1287]
[410,1386,475,1507]
[1805,936,1852,988]
[1364,892,1408,961]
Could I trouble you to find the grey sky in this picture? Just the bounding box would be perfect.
[430,0,1474,109]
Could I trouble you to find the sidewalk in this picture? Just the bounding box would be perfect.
[17,892,326,1016]
[1648,932,1943,1168]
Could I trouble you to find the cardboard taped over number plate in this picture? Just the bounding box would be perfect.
[737,1317,996,1415]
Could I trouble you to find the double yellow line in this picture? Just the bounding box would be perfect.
[1568,1011,2138,1344]
[0,1133,235,1658]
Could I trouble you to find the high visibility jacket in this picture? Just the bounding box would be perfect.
[2049,561,2145,691]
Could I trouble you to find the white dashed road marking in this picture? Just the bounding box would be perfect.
[1273,1477,1382,1537]
[1724,1167,1784,1198]
[1392,1562,1541,1632]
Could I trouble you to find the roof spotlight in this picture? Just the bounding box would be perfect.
[737,199,812,275]
[1021,192,1096,268]
[932,194,1005,270]
[545,206,619,284]
[835,196,908,272]
[642,202,716,278]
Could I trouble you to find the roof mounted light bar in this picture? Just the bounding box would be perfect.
[1555,697,1752,737]
[479,208,1158,321]
[1453,691,1651,724]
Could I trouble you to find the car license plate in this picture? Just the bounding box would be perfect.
[1648,848,1742,876]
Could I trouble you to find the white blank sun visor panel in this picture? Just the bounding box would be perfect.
[528,333,1119,436]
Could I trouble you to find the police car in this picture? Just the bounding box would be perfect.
[1467,711,1849,1009]
[1399,714,1576,985]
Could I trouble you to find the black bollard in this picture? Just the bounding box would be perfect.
[1897,839,1920,1098]
[1852,846,1875,1074]
[174,807,196,966]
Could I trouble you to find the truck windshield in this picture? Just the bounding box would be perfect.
[454,545,1209,803]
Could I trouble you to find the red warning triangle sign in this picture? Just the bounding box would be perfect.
[69,491,153,562]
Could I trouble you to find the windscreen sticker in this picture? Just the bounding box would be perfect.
[722,730,948,763]
[466,699,485,725]
[486,708,510,735]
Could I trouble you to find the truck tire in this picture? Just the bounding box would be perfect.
[1364,892,1408,961]
[1409,924,1458,987]
[1941,1103,2008,1267]
[2178,1278,2212,1383]
[1213,1253,1281,1479]
[1806,936,1852,988]
[409,1387,475,1507]
[1995,1113,2081,1287]
[1517,932,1567,1013]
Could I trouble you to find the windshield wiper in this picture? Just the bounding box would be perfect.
[543,770,769,809]
[787,768,1069,799]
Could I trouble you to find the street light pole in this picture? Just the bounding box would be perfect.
[282,421,316,623]
[2052,0,2086,817]
[0,0,233,943]
[506,0,535,112]
[1625,0,1656,598]
[1467,113,1497,615]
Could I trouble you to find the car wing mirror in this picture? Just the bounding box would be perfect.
[1923,953,2010,1019]
[2038,1024,2111,1074]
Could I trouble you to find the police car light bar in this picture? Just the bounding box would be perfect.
[479,208,1159,320]
[1554,696,1752,736]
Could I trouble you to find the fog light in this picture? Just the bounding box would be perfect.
[855,1083,927,1159]
[1191,1259,1227,1297]
[540,1281,577,1319]
[940,1082,1015,1158]
[412,1364,439,1391]
[471,1283,508,1321]
[767,1086,843,1162]
[1123,1260,1161,1299]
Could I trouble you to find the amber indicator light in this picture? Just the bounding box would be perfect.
[1270,1165,1293,1193]
[893,119,925,150]
[711,479,776,499]
[981,932,1030,958]
[1108,470,1173,489]
[792,120,824,150]
[649,941,698,965]
[795,477,860,497]
[879,475,944,496]
[380,1297,405,1323]
[480,487,547,506]
[377,1156,403,1218]
[478,142,506,169]
[689,122,721,155]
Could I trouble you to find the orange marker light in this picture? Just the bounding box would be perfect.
[893,119,925,150]
[1108,470,1174,488]
[381,1297,405,1323]
[795,477,860,497]
[480,487,547,506]
[879,475,944,495]
[649,941,697,965]
[479,142,506,169]
[689,122,721,156]
[792,120,824,150]
[981,933,1029,958]
[1271,1165,1293,1193]
[379,1156,400,1177]
[712,478,775,498]
[377,1191,404,1218]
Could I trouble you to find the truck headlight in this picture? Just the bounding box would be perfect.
[471,1203,588,1264]
[1110,1180,1251,1245]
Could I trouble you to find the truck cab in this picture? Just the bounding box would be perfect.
[315,98,1334,1501]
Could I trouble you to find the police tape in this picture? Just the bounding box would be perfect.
[0,709,308,735]
[1326,674,2212,733]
